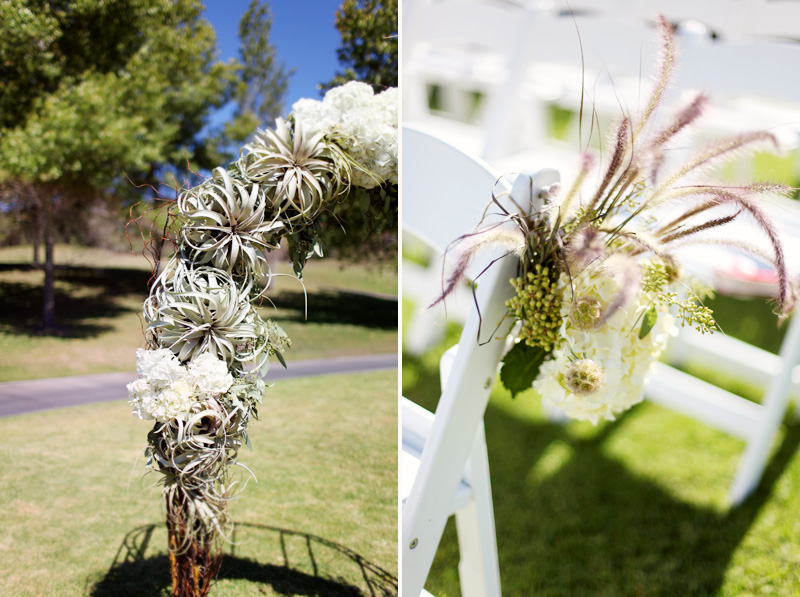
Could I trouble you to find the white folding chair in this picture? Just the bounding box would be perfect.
[638,30,800,504]
[401,125,559,596]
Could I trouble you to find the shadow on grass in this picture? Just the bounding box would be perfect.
[403,350,800,595]
[0,263,151,337]
[90,522,397,597]
[263,289,397,330]
[0,263,397,339]
[480,407,800,595]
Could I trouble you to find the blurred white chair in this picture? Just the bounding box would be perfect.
[640,30,800,504]
[401,124,559,596]
[403,0,556,160]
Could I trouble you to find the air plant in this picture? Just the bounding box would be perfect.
[128,80,397,597]
[436,16,796,421]
[178,167,283,289]
[237,118,348,227]
[143,260,272,374]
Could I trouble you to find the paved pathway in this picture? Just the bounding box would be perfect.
[0,353,398,418]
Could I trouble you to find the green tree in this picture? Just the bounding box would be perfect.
[211,0,292,161]
[318,0,398,264]
[0,0,237,330]
[324,0,398,92]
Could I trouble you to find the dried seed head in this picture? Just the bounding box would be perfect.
[569,296,603,331]
[565,359,604,395]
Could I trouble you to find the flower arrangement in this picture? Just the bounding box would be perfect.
[127,81,396,596]
[437,17,795,424]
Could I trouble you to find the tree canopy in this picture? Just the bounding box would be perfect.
[0,0,241,329]
[0,0,237,190]
[324,0,398,92]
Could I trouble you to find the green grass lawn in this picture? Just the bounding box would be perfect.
[0,245,397,381]
[0,370,397,596]
[402,300,800,595]
[403,338,800,595]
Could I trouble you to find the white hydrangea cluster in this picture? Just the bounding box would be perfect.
[127,348,234,422]
[534,269,674,424]
[292,81,398,189]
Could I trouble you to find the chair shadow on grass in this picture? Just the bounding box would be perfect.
[89,522,398,597]
[0,263,151,337]
[403,350,800,595]
[431,402,800,596]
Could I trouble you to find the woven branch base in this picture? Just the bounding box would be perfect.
[166,501,222,597]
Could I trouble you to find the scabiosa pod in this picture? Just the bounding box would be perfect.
[564,358,605,395]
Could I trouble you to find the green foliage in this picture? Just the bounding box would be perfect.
[644,262,718,334]
[0,0,236,188]
[0,0,239,329]
[324,0,398,93]
[638,304,658,339]
[315,182,398,263]
[311,0,398,263]
[500,341,548,398]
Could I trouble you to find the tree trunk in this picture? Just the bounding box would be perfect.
[30,183,43,267]
[166,496,221,597]
[41,190,56,330]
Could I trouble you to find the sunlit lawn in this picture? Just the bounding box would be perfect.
[0,370,397,596]
[402,294,800,596]
[0,244,397,381]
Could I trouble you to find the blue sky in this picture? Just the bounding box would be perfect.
[202,0,344,129]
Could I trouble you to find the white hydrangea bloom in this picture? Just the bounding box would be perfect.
[188,352,234,399]
[148,378,194,422]
[291,81,398,189]
[534,270,673,424]
[135,347,185,388]
[128,349,234,422]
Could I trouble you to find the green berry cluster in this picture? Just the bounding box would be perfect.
[506,264,563,351]
[677,300,717,334]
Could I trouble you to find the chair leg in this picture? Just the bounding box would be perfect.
[455,423,502,597]
[730,313,800,505]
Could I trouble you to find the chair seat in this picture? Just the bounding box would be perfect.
[402,398,474,515]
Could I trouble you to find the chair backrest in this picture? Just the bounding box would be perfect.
[401,125,559,595]
[403,0,555,157]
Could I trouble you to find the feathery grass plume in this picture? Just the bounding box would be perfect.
[649,131,780,205]
[660,211,742,243]
[614,229,670,262]
[655,198,726,235]
[429,224,526,309]
[670,186,791,314]
[564,224,605,272]
[589,116,631,211]
[590,253,642,326]
[670,235,799,314]
[633,15,676,140]
[649,93,709,150]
